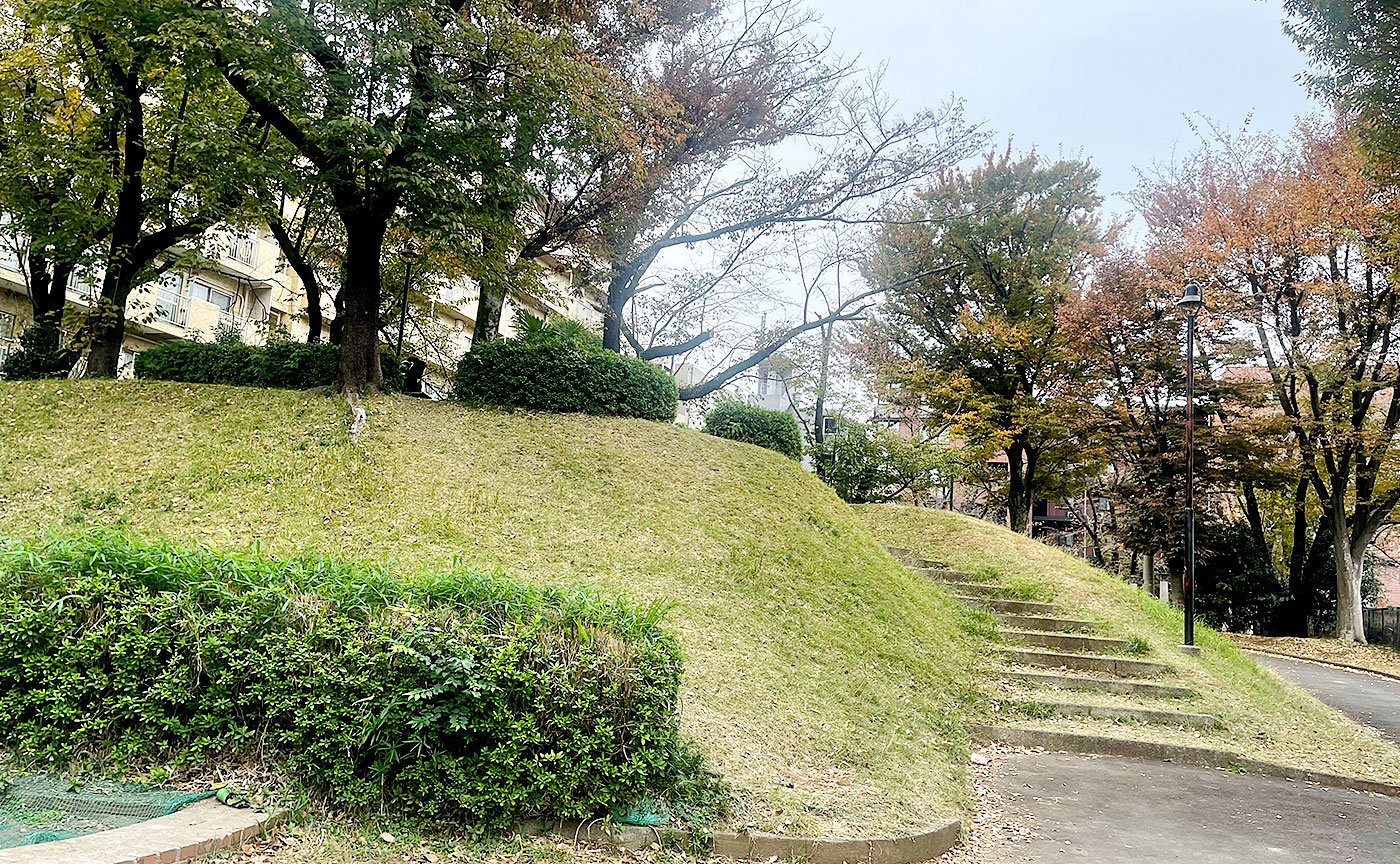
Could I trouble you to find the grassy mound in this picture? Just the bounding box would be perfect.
[859,505,1400,782]
[0,381,987,837]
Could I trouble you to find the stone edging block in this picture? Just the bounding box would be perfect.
[972,724,1400,797]
[520,817,963,863]
[0,800,285,864]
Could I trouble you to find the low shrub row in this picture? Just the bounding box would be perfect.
[702,399,803,460]
[0,533,723,828]
[134,340,404,392]
[455,341,678,422]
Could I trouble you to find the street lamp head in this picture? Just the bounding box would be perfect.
[403,240,420,260]
[1177,282,1205,312]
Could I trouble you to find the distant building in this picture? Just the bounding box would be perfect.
[0,226,605,388]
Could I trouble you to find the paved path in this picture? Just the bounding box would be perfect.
[1252,652,1400,743]
[986,752,1400,862]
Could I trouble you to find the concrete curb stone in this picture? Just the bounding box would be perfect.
[972,723,1400,797]
[521,818,964,863]
[0,800,285,864]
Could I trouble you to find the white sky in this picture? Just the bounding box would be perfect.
[802,0,1319,226]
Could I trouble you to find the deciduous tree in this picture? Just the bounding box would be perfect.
[1143,118,1400,642]
[860,149,1102,534]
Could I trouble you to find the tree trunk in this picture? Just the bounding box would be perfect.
[814,323,832,445]
[1280,477,1312,636]
[1006,440,1029,534]
[84,307,126,378]
[1144,553,1155,596]
[329,291,344,345]
[472,286,506,346]
[84,67,145,379]
[267,218,322,342]
[1332,508,1369,644]
[337,217,386,393]
[85,256,146,378]
[602,265,630,353]
[20,252,71,365]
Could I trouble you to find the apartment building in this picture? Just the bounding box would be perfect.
[0,227,605,385]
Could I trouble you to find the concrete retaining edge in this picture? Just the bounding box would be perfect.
[519,817,964,863]
[0,800,286,864]
[972,724,1400,798]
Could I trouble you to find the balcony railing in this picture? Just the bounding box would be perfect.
[155,285,188,327]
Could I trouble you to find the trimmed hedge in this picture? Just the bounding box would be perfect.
[0,533,724,828]
[134,340,404,392]
[702,400,803,460]
[454,341,678,422]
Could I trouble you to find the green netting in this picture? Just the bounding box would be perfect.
[0,776,213,848]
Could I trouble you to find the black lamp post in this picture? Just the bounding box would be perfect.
[1176,282,1205,647]
[396,241,419,357]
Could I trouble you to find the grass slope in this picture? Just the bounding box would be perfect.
[859,504,1400,782]
[0,381,988,837]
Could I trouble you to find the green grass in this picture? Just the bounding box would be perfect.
[858,504,1400,782]
[0,381,989,837]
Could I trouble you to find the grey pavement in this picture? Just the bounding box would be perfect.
[1252,652,1400,744]
[985,751,1400,863]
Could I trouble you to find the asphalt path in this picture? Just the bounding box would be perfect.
[985,751,1400,863]
[1251,652,1400,744]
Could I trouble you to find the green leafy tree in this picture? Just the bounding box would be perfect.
[2,0,273,378]
[1141,119,1400,642]
[0,7,113,375]
[860,149,1102,533]
[210,0,628,393]
[813,420,962,504]
[1286,0,1400,181]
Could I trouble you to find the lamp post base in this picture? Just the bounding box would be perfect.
[1178,644,1202,657]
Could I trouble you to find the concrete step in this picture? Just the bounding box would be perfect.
[945,582,1015,598]
[1019,701,1218,729]
[994,613,1099,633]
[999,648,1173,679]
[954,596,1060,616]
[1004,630,1131,654]
[886,546,948,571]
[997,670,1197,699]
[918,567,978,582]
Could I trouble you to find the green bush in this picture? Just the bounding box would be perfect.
[454,341,678,422]
[813,420,962,503]
[0,319,72,380]
[0,533,723,828]
[701,400,802,460]
[134,340,405,392]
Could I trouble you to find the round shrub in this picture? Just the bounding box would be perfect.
[0,533,724,828]
[702,399,802,459]
[135,340,403,391]
[454,341,678,422]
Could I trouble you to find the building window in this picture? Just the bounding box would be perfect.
[225,230,258,267]
[0,310,14,342]
[190,281,236,313]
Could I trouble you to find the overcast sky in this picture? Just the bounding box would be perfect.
[803,0,1319,225]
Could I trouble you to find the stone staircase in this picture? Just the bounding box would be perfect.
[889,546,1216,729]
